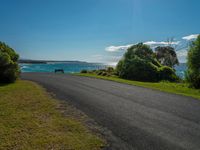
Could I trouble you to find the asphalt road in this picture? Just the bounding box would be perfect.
[21,73,200,150]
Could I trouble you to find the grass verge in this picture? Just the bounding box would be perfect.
[75,73,200,100]
[0,80,104,150]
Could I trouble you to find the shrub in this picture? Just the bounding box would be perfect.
[186,70,200,88]
[80,69,87,73]
[97,71,103,75]
[118,56,159,82]
[102,72,108,76]
[116,43,157,82]
[116,60,124,76]
[0,42,19,83]
[159,66,178,82]
[107,67,114,73]
[116,43,179,82]
[186,35,200,88]
[99,69,106,72]
[124,43,153,60]
[151,59,162,67]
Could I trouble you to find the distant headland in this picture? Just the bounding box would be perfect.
[18,59,88,64]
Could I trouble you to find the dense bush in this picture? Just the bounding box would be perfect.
[116,43,178,82]
[96,69,111,77]
[107,67,114,73]
[97,71,103,75]
[0,42,19,83]
[81,67,115,77]
[159,66,178,82]
[117,56,159,81]
[102,72,108,76]
[186,35,200,88]
[80,69,87,73]
[124,43,153,60]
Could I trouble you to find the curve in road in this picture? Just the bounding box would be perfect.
[21,73,200,150]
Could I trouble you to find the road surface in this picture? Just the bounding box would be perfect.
[21,73,200,150]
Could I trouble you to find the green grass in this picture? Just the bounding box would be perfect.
[0,80,104,150]
[75,73,200,100]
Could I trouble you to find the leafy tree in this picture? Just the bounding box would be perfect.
[159,66,179,82]
[186,35,200,88]
[155,46,179,68]
[116,43,178,82]
[0,42,19,83]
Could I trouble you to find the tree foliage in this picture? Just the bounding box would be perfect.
[0,42,19,83]
[186,35,200,88]
[155,46,179,68]
[116,43,178,82]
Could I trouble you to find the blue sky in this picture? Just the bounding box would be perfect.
[0,0,199,64]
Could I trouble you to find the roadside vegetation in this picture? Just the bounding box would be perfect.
[76,73,200,99]
[0,80,104,150]
[79,36,200,99]
[186,35,200,88]
[116,43,179,82]
[0,42,105,149]
[0,42,20,83]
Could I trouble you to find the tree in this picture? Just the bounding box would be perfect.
[155,46,179,68]
[0,42,20,83]
[186,35,200,88]
[116,43,178,82]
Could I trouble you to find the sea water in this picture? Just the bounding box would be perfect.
[20,62,107,73]
[174,63,187,79]
[20,62,187,78]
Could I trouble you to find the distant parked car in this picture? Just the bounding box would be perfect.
[55,69,64,73]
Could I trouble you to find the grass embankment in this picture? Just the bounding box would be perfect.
[75,73,200,100]
[0,80,104,150]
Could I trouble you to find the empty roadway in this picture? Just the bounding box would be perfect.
[21,73,200,150]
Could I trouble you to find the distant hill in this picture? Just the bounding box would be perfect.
[18,59,87,64]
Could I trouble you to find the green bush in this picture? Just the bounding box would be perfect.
[80,69,88,73]
[118,56,159,82]
[97,71,103,75]
[186,35,200,88]
[116,60,124,76]
[107,67,114,73]
[116,43,178,82]
[102,72,107,76]
[159,66,178,82]
[0,42,19,83]
[186,70,200,88]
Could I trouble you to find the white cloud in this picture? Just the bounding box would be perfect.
[105,41,180,52]
[90,54,123,65]
[104,36,196,63]
[182,34,199,41]
[107,62,118,66]
[105,44,133,52]
[144,41,180,46]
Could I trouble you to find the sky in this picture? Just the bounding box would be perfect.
[0,0,199,64]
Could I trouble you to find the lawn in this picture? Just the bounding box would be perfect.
[0,80,104,150]
[75,73,200,100]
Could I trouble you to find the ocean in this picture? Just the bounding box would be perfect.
[20,62,107,73]
[174,63,187,79]
[20,62,187,78]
